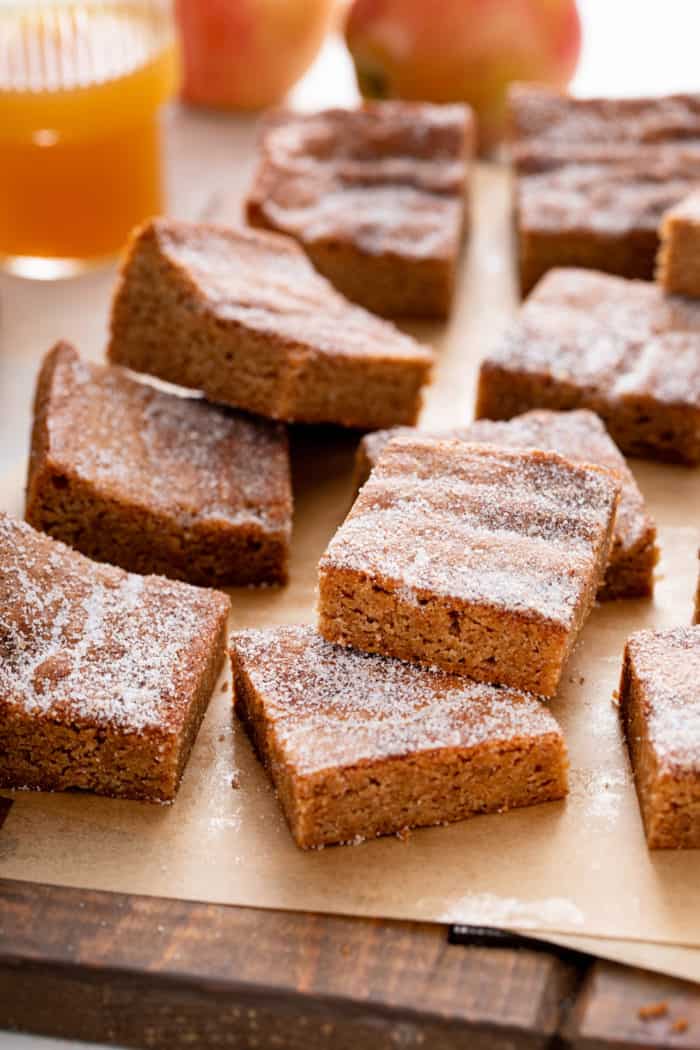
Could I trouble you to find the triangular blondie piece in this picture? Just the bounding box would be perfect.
[108,220,434,429]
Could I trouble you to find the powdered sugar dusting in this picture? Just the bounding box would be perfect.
[252,104,470,261]
[488,269,700,408]
[232,625,562,776]
[44,344,292,533]
[324,437,619,626]
[157,222,433,364]
[359,409,651,557]
[627,626,700,773]
[0,514,229,732]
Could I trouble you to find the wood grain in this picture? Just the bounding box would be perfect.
[0,878,578,1049]
[567,961,700,1050]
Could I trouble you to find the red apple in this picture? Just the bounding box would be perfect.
[345,0,581,151]
[176,0,334,110]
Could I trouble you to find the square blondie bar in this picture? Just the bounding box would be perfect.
[0,513,230,802]
[658,191,700,298]
[231,625,568,849]
[108,220,434,429]
[319,436,620,697]
[619,627,700,849]
[355,409,658,601]
[246,102,473,319]
[476,268,700,464]
[26,342,293,587]
[509,85,700,294]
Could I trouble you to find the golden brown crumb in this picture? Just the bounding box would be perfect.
[672,1019,689,1034]
[396,826,413,842]
[221,681,229,693]
[638,1001,669,1020]
[231,772,240,790]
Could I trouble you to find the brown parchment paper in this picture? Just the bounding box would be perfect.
[1,167,700,973]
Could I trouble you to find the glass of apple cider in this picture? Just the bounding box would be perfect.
[0,0,178,278]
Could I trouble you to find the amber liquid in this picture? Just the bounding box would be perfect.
[0,2,177,275]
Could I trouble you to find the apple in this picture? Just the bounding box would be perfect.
[345,0,581,151]
[176,0,334,110]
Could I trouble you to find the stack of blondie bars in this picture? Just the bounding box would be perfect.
[1,92,699,854]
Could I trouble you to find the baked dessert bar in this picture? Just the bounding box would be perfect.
[355,409,658,601]
[26,342,293,587]
[476,268,700,465]
[319,435,620,696]
[0,513,230,802]
[509,85,700,294]
[231,625,568,849]
[108,220,434,429]
[619,626,700,849]
[246,102,473,319]
[658,191,700,298]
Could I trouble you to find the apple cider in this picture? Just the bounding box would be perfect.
[0,1,177,277]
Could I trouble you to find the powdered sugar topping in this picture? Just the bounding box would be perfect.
[44,345,292,533]
[627,626,700,773]
[232,626,562,776]
[0,514,228,731]
[488,269,700,407]
[324,437,619,626]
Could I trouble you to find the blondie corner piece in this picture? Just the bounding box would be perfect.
[476,268,700,465]
[231,626,568,849]
[246,102,473,319]
[508,84,700,294]
[0,513,230,802]
[658,191,700,298]
[107,219,434,429]
[355,410,658,602]
[319,436,620,697]
[619,627,700,849]
[26,342,293,587]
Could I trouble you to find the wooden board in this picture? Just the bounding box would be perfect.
[1,102,699,1049]
[0,878,699,1049]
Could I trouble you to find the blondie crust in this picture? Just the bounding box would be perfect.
[355,409,658,601]
[0,513,230,802]
[108,220,434,429]
[619,626,700,849]
[476,268,700,464]
[319,436,620,697]
[509,85,700,294]
[658,191,700,298]
[246,102,473,319]
[231,625,568,849]
[26,343,293,587]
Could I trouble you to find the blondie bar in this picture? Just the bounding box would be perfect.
[231,625,568,849]
[509,85,700,294]
[658,191,700,298]
[355,409,658,601]
[319,436,620,696]
[0,513,229,802]
[246,102,473,318]
[476,268,700,464]
[26,342,293,587]
[108,220,434,429]
[619,627,700,849]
